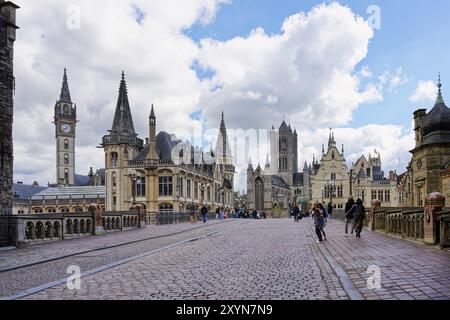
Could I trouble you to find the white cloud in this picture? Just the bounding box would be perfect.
[410,80,437,103]
[12,1,414,194]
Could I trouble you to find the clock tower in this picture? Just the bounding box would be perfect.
[54,68,77,186]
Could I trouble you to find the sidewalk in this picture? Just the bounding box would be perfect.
[305,218,450,300]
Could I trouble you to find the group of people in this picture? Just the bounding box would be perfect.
[308,197,366,243]
[344,197,366,239]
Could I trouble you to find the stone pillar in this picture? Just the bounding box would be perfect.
[135,204,146,228]
[424,192,445,245]
[369,200,381,231]
[89,203,105,235]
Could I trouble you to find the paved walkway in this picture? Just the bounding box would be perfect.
[0,218,448,300]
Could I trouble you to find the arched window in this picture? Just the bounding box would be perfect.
[63,104,69,113]
[64,168,69,182]
[332,151,335,159]
[64,139,69,150]
[136,176,146,197]
[111,153,119,167]
[64,154,69,164]
[255,177,264,211]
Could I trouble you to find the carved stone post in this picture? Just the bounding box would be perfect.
[89,203,105,235]
[135,204,146,228]
[424,192,445,245]
[369,200,381,231]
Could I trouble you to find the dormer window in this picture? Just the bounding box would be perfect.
[111,152,119,167]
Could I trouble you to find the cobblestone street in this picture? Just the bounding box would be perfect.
[1,218,449,300]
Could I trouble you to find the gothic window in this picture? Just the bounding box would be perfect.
[64,168,69,182]
[187,179,191,198]
[367,168,371,178]
[64,139,69,150]
[61,207,69,213]
[177,177,184,197]
[136,177,146,197]
[159,176,173,197]
[255,177,264,211]
[385,190,391,203]
[194,181,199,199]
[331,173,336,181]
[64,154,69,164]
[372,190,377,201]
[47,208,56,213]
[337,186,343,198]
[378,190,383,202]
[63,104,69,114]
[332,151,335,159]
[111,153,119,167]
[280,139,288,152]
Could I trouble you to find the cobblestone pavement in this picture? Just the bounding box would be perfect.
[0,220,236,298]
[2,218,449,300]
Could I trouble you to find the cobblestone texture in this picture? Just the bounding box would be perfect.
[1,218,449,300]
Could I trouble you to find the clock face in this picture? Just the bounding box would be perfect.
[61,124,72,134]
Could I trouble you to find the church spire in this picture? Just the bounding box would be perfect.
[59,68,72,103]
[215,112,233,165]
[111,71,136,136]
[265,154,270,169]
[436,73,445,105]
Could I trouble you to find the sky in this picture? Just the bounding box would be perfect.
[12,0,449,192]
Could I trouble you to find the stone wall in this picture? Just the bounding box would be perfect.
[0,2,18,246]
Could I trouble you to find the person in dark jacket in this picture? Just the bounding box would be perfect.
[346,198,366,238]
[293,205,300,222]
[201,204,208,223]
[344,197,355,236]
[327,203,333,219]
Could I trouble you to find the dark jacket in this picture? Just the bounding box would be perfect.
[201,206,208,215]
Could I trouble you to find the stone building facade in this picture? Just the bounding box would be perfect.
[403,79,450,207]
[102,73,235,214]
[311,133,350,209]
[0,1,18,246]
[247,121,311,214]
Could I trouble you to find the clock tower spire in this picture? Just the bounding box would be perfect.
[54,68,77,186]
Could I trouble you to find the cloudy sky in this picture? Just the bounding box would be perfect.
[12,0,450,192]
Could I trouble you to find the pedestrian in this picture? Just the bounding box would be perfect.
[317,203,328,241]
[189,205,197,224]
[252,209,258,219]
[312,204,326,242]
[293,205,300,222]
[201,204,208,223]
[257,211,261,219]
[327,202,333,219]
[344,197,355,236]
[346,198,366,238]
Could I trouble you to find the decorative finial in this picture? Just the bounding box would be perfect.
[436,73,444,104]
[121,71,125,80]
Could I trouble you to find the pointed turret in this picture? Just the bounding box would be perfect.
[247,156,254,172]
[102,72,143,150]
[303,161,308,171]
[59,68,72,103]
[215,112,233,165]
[111,71,136,136]
[265,154,270,169]
[147,104,159,160]
[436,73,445,105]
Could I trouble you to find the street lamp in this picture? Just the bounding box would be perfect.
[129,170,137,203]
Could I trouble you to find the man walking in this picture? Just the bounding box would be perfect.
[346,198,366,238]
[201,204,208,223]
[293,204,300,222]
[344,197,355,236]
[327,202,333,219]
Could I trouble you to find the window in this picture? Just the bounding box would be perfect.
[187,179,191,198]
[64,139,69,149]
[34,208,43,213]
[194,181,199,199]
[367,168,371,178]
[111,153,119,167]
[113,196,117,207]
[372,190,377,201]
[280,139,287,152]
[177,177,184,197]
[207,186,211,202]
[385,190,390,203]
[74,207,83,212]
[399,192,404,203]
[64,168,69,182]
[64,105,69,113]
[47,208,56,213]
[159,176,173,196]
[332,151,335,159]
[337,186,343,198]
[112,173,117,188]
[64,154,69,164]
[378,190,383,202]
[61,208,69,213]
[159,204,173,214]
[331,173,336,181]
[136,177,146,197]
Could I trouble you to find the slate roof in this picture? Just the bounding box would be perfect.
[271,176,290,189]
[12,184,47,201]
[31,186,106,200]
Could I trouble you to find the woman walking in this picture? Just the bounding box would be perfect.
[346,198,366,238]
[344,197,355,236]
[311,203,326,242]
[317,203,328,241]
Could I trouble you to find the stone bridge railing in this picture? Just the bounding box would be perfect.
[366,193,448,249]
[9,207,142,246]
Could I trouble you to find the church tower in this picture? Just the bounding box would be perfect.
[54,68,77,186]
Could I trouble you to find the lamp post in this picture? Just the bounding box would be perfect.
[129,170,137,204]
